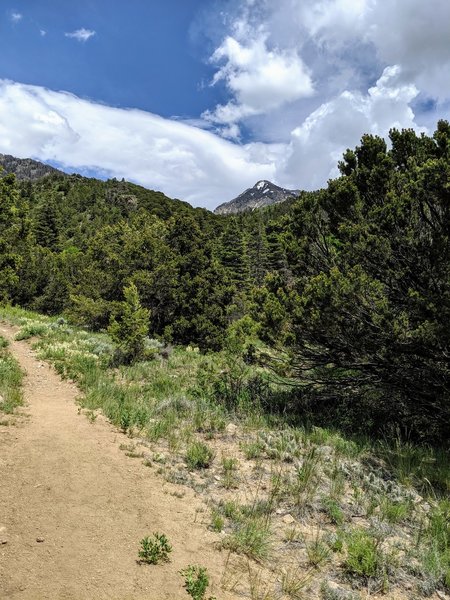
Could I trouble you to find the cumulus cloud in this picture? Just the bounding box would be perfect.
[203,22,313,133]
[65,28,96,42]
[265,0,450,101]
[0,80,276,208]
[364,0,450,100]
[204,0,450,128]
[278,66,422,190]
[199,0,449,186]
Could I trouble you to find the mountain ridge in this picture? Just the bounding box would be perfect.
[0,153,65,181]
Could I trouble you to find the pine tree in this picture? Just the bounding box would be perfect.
[34,195,59,250]
[219,218,250,286]
[0,173,23,301]
[247,217,269,286]
[108,283,150,364]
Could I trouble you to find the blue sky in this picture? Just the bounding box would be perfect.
[1,1,449,208]
[0,1,220,116]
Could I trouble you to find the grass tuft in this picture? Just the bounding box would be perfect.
[186,441,215,470]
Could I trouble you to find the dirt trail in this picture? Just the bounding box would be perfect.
[0,324,237,600]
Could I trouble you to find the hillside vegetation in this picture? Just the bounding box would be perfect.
[1,305,448,599]
[1,122,449,445]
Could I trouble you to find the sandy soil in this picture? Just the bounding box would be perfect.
[0,324,238,600]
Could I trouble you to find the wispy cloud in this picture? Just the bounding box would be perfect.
[65,28,96,42]
[40,29,47,37]
[10,11,23,23]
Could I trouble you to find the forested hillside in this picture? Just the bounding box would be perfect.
[1,122,449,443]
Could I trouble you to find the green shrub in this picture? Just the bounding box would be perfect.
[15,323,48,340]
[222,515,272,560]
[138,533,172,564]
[344,529,382,579]
[322,497,345,525]
[185,441,215,470]
[108,283,150,365]
[179,565,216,600]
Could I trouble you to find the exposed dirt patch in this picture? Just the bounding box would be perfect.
[0,324,237,600]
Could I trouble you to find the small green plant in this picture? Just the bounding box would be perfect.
[221,456,239,489]
[329,464,346,500]
[417,499,450,590]
[138,533,172,564]
[179,565,216,600]
[379,497,411,523]
[220,500,241,520]
[344,528,381,579]
[186,440,215,470]
[283,525,302,544]
[15,323,48,340]
[306,533,331,568]
[0,341,23,414]
[280,566,313,598]
[241,439,264,460]
[327,530,345,553]
[210,509,224,533]
[223,515,272,560]
[322,497,345,525]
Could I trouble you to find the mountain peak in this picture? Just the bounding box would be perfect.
[214,180,300,215]
[0,154,64,181]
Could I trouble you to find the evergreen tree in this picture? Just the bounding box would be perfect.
[218,218,250,286]
[247,216,269,286]
[108,283,150,364]
[33,195,59,250]
[0,173,24,301]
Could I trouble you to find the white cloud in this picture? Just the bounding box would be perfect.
[269,0,450,100]
[299,0,368,44]
[10,11,22,23]
[203,27,313,129]
[198,0,449,189]
[0,80,276,208]
[364,0,450,100]
[40,29,47,37]
[278,66,422,190]
[65,28,96,43]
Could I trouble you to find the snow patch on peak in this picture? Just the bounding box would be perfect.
[255,180,269,190]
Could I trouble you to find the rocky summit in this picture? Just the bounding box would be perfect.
[214,180,300,214]
[0,154,64,181]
